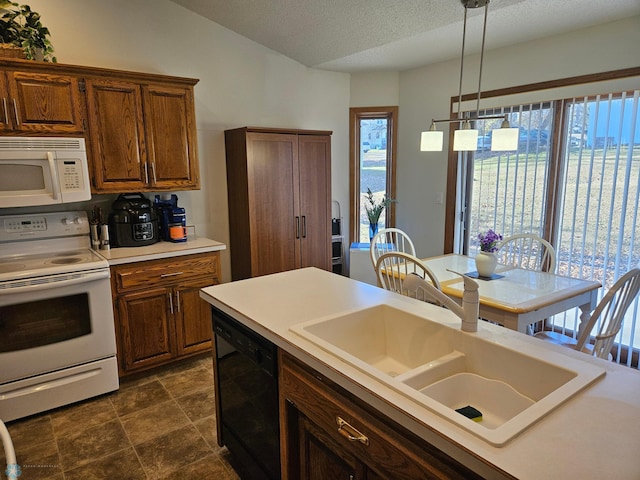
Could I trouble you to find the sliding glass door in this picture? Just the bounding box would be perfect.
[459,89,640,365]
[466,103,553,254]
[554,91,640,362]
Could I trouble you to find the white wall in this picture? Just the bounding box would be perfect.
[350,71,400,107]
[7,3,639,280]
[23,0,350,282]
[396,16,640,258]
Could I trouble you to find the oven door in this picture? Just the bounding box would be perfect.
[0,269,116,383]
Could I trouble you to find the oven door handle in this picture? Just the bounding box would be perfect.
[0,269,110,295]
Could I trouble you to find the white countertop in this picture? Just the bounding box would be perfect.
[97,237,226,265]
[200,267,640,480]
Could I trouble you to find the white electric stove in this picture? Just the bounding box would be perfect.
[0,211,119,422]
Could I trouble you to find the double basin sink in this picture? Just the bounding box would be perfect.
[290,304,605,446]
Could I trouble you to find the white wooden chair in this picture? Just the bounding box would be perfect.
[375,252,442,305]
[369,228,416,270]
[534,268,640,359]
[496,233,557,273]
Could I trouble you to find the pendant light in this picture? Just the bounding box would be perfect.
[420,0,519,153]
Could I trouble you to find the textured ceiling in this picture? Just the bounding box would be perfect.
[168,0,640,72]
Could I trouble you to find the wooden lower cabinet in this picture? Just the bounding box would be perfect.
[279,351,483,480]
[174,276,217,356]
[111,252,220,376]
[117,286,175,371]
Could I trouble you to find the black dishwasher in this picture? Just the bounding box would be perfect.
[212,307,280,480]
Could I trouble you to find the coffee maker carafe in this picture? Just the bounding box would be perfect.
[154,194,187,242]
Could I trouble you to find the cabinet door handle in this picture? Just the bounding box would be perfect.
[161,272,184,278]
[150,162,157,184]
[175,291,180,313]
[302,215,307,238]
[12,98,19,125]
[295,216,300,239]
[143,162,149,183]
[1,98,8,125]
[336,416,369,446]
[168,292,174,314]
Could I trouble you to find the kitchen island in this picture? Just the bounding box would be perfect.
[200,267,640,479]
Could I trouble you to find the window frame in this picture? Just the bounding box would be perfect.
[349,106,398,244]
[444,66,640,253]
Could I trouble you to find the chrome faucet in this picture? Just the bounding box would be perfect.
[403,270,479,332]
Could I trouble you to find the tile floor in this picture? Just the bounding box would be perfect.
[1,355,241,479]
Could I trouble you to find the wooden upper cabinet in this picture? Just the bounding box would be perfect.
[85,77,199,193]
[0,70,84,133]
[143,84,199,190]
[0,59,200,193]
[85,78,147,191]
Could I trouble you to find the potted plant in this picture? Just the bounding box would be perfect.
[0,1,56,61]
[475,229,503,277]
[364,187,395,240]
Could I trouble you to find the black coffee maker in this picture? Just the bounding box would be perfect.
[109,193,159,247]
[154,194,187,243]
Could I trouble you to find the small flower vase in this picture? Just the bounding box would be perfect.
[475,251,497,278]
[369,222,379,241]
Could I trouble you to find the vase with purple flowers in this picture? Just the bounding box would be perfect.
[475,229,502,277]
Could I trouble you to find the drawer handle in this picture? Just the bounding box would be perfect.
[160,271,184,278]
[336,416,369,446]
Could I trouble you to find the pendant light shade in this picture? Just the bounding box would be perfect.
[490,115,519,151]
[420,122,444,151]
[453,120,478,151]
[491,129,519,151]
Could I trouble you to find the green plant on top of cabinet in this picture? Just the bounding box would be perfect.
[0,68,84,133]
[0,1,56,61]
[85,77,200,193]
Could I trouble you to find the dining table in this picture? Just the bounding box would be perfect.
[418,254,602,334]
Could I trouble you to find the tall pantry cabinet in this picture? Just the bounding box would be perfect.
[224,127,332,280]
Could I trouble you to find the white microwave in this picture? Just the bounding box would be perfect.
[0,137,91,208]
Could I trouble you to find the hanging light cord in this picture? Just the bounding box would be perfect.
[430,0,504,129]
[475,1,489,115]
[456,4,469,120]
